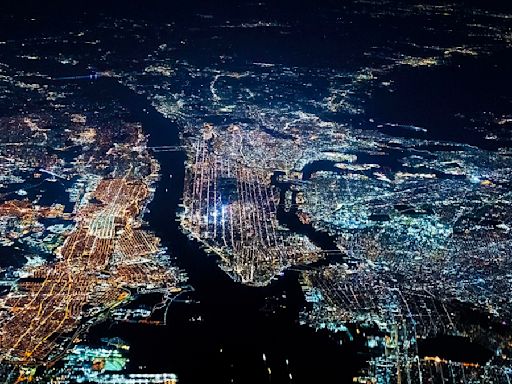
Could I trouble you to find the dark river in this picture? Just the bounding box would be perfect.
[83,78,365,384]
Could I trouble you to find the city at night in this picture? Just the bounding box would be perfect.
[0,0,511,383]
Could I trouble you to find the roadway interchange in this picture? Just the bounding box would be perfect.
[0,177,179,368]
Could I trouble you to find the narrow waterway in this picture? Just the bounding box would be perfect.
[84,78,365,384]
